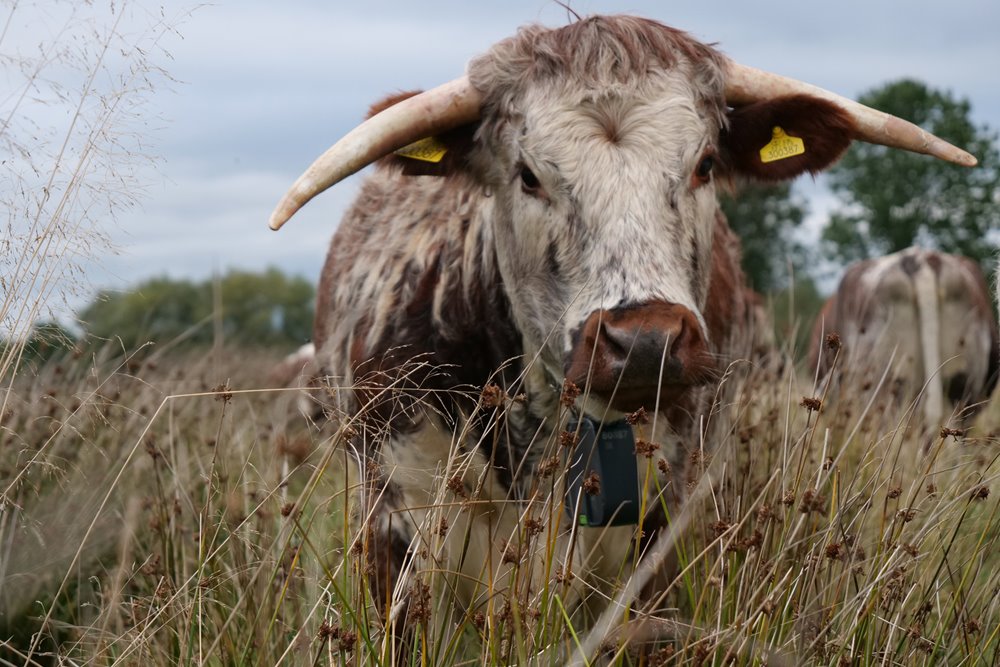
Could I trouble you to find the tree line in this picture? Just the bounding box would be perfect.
[12,268,314,362]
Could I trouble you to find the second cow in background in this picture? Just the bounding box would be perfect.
[810,247,998,430]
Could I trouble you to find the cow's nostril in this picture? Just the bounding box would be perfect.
[601,320,643,358]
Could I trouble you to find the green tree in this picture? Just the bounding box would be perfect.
[81,277,208,349]
[769,276,826,360]
[79,269,314,351]
[720,182,808,293]
[218,268,315,347]
[822,79,1000,269]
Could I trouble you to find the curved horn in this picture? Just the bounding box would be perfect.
[269,76,481,230]
[724,60,977,168]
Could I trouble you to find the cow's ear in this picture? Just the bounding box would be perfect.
[720,95,856,182]
[367,90,477,177]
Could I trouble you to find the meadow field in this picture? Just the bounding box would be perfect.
[2,5,997,662]
[2,333,997,666]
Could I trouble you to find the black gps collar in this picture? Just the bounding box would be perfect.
[564,415,641,527]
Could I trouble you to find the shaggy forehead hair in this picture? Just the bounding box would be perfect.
[468,15,728,131]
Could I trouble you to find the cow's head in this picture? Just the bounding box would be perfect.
[269,16,976,417]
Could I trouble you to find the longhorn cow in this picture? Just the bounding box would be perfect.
[809,247,998,430]
[269,16,976,626]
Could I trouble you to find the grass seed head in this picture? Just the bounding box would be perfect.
[560,379,581,407]
[480,383,505,408]
[559,429,580,448]
[635,439,660,458]
[211,382,233,403]
[800,396,822,412]
[537,455,561,478]
[582,470,601,495]
[446,474,469,498]
[657,458,671,476]
[625,406,649,425]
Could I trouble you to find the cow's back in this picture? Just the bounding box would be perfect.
[811,248,998,429]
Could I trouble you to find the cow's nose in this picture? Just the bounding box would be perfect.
[564,301,711,411]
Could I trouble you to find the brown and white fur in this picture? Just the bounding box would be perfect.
[309,16,869,628]
[810,247,999,431]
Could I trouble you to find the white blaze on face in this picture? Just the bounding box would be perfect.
[486,70,719,370]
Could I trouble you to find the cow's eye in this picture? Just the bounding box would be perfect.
[696,155,714,180]
[519,165,541,193]
[690,152,715,189]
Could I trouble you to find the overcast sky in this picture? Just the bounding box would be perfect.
[10,0,1000,313]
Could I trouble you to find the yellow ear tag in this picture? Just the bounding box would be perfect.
[759,127,805,163]
[394,136,448,163]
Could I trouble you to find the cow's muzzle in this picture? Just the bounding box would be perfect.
[564,301,712,412]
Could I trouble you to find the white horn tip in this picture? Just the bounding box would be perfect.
[931,143,978,168]
[268,198,298,231]
[956,152,978,168]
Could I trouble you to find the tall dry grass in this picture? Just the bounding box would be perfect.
[0,331,996,665]
[1,0,182,384]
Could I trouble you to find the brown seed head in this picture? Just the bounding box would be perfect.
[560,379,581,407]
[523,516,544,537]
[756,504,773,523]
[537,455,561,479]
[582,470,601,496]
[825,332,842,351]
[338,629,357,652]
[212,383,233,403]
[317,619,339,641]
[559,430,580,449]
[554,566,574,584]
[625,406,649,425]
[799,488,826,514]
[800,396,822,412]
[501,540,522,565]
[634,438,659,458]
[480,383,505,408]
[709,520,731,537]
[446,475,468,499]
[408,580,432,624]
